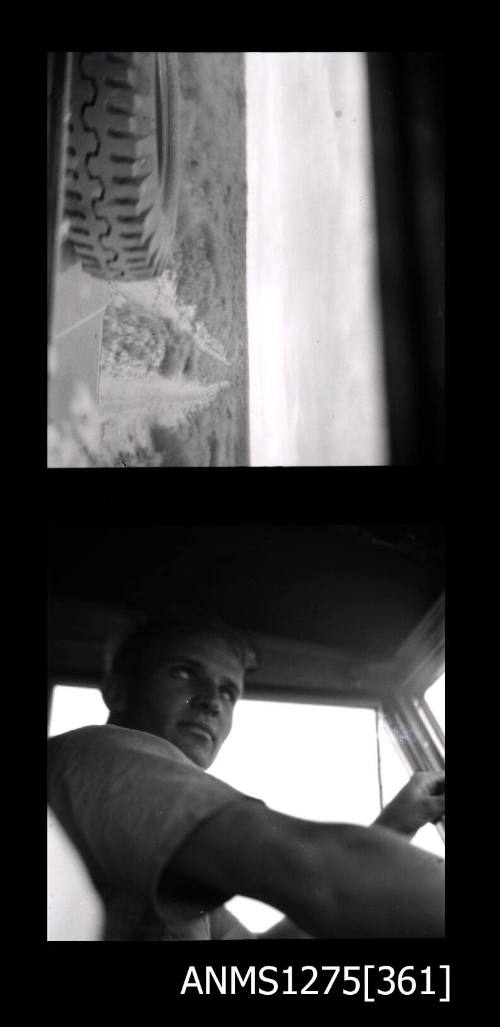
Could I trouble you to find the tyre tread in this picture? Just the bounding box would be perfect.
[64,51,180,280]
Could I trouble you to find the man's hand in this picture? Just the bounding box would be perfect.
[374,771,445,838]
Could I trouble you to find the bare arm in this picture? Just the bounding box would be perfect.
[168,800,444,938]
[252,771,446,940]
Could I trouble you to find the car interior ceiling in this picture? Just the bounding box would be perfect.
[48,524,444,706]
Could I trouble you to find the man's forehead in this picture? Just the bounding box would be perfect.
[144,630,245,678]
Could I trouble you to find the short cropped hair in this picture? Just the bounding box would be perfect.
[108,609,257,697]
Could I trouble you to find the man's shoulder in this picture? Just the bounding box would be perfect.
[48,724,110,744]
[48,723,126,755]
[47,724,196,767]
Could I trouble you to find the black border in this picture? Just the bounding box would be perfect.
[43,44,452,1009]
[47,466,444,524]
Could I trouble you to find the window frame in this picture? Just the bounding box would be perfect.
[379,594,445,843]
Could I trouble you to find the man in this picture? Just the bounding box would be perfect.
[47,613,445,941]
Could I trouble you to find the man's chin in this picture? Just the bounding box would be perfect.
[171,730,216,769]
[184,743,214,769]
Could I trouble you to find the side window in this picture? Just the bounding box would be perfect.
[379,694,445,860]
[212,700,382,821]
[211,700,384,931]
[424,671,445,734]
[48,685,108,737]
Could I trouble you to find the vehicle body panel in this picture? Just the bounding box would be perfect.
[49,261,108,422]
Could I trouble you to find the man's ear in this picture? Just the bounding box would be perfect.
[101,675,128,713]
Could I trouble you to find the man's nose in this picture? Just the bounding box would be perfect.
[191,680,221,714]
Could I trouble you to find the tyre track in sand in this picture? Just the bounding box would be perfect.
[100,374,231,453]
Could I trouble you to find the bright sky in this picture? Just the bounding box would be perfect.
[246,52,389,466]
[425,672,445,731]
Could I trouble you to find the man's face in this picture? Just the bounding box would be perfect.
[124,631,245,769]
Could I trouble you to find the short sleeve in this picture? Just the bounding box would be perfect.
[47,725,253,914]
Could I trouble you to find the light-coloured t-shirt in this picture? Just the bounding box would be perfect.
[47,724,259,941]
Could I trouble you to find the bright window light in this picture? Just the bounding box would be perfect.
[425,672,445,733]
[211,700,380,931]
[211,700,379,821]
[48,685,108,737]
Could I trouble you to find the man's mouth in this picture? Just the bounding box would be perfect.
[177,721,215,744]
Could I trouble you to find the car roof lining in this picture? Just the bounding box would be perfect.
[48,523,444,659]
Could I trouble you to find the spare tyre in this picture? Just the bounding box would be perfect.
[64,52,180,280]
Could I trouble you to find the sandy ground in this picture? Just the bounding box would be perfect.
[99,52,249,467]
[246,52,388,465]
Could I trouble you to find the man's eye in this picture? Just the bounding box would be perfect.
[221,686,237,702]
[170,666,194,681]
